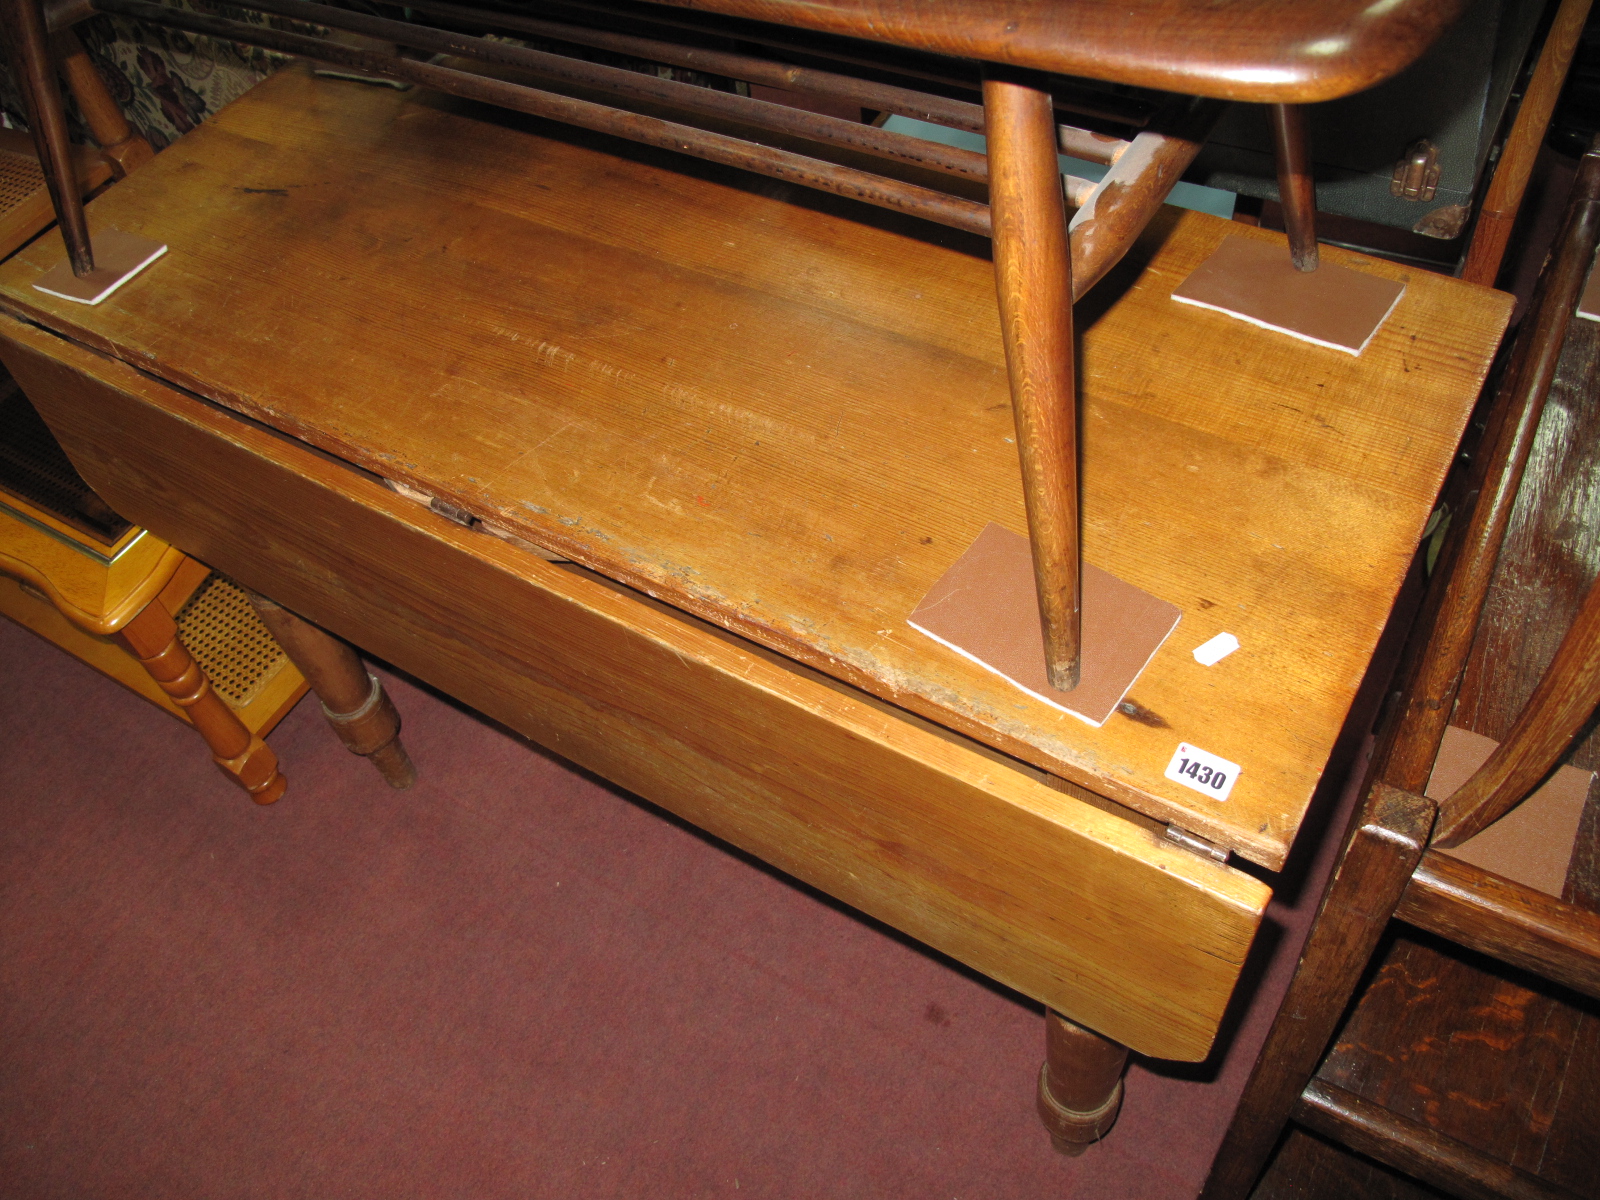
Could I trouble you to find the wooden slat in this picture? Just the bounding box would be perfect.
[1316,930,1600,1196]
[0,313,1271,1061]
[1398,851,1600,1001]
[1294,1080,1587,1200]
[0,68,1513,868]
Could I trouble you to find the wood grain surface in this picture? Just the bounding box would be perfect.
[0,67,1513,868]
[1318,932,1600,1199]
[1455,312,1600,909]
[0,314,1270,1061]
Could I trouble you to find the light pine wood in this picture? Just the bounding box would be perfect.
[0,483,308,745]
[1037,1010,1129,1154]
[0,67,1511,870]
[0,541,306,733]
[114,585,286,803]
[0,488,184,634]
[0,312,1271,1062]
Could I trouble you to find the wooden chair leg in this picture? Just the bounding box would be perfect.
[984,72,1081,691]
[54,27,155,178]
[1199,783,1435,1199]
[1036,1010,1129,1154]
[1460,0,1591,287]
[0,0,94,274]
[1269,103,1318,272]
[116,600,286,803]
[247,593,417,789]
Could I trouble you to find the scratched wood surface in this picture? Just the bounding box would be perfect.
[0,314,1272,1060]
[0,66,1513,868]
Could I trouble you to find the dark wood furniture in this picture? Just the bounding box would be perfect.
[0,60,1514,1150]
[1203,137,1600,1200]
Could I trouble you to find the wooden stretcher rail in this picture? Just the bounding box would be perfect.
[396,0,1133,164]
[204,0,998,185]
[537,0,1161,126]
[95,0,1001,233]
[88,0,1220,288]
[418,0,1152,140]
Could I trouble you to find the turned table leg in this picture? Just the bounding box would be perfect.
[1036,1009,1129,1155]
[984,73,1081,691]
[117,601,286,803]
[247,594,417,789]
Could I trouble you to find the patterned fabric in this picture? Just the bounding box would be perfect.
[0,2,302,152]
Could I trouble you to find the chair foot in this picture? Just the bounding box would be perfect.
[218,735,288,804]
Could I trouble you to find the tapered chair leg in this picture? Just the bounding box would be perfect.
[117,600,286,803]
[1,0,94,274]
[984,72,1082,692]
[1036,1009,1129,1154]
[247,593,417,789]
[1269,103,1318,272]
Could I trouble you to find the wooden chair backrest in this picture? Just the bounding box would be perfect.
[1377,139,1600,842]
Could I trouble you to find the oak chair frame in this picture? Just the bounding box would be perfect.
[1203,137,1600,1200]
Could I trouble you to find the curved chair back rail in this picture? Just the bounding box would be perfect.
[1381,143,1600,796]
[581,0,1468,104]
[1434,571,1600,847]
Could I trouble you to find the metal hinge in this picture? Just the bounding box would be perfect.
[1391,139,1441,202]
[1164,824,1229,863]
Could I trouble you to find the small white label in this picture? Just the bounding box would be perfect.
[1192,632,1240,666]
[1165,742,1240,801]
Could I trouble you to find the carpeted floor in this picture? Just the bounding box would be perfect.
[0,609,1365,1199]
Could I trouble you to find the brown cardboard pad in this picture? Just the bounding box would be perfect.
[1425,724,1594,897]
[32,229,167,305]
[1577,245,1600,323]
[1172,234,1405,355]
[908,523,1181,727]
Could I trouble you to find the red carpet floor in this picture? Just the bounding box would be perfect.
[0,614,1360,1199]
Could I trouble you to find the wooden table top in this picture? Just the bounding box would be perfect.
[0,67,1512,868]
